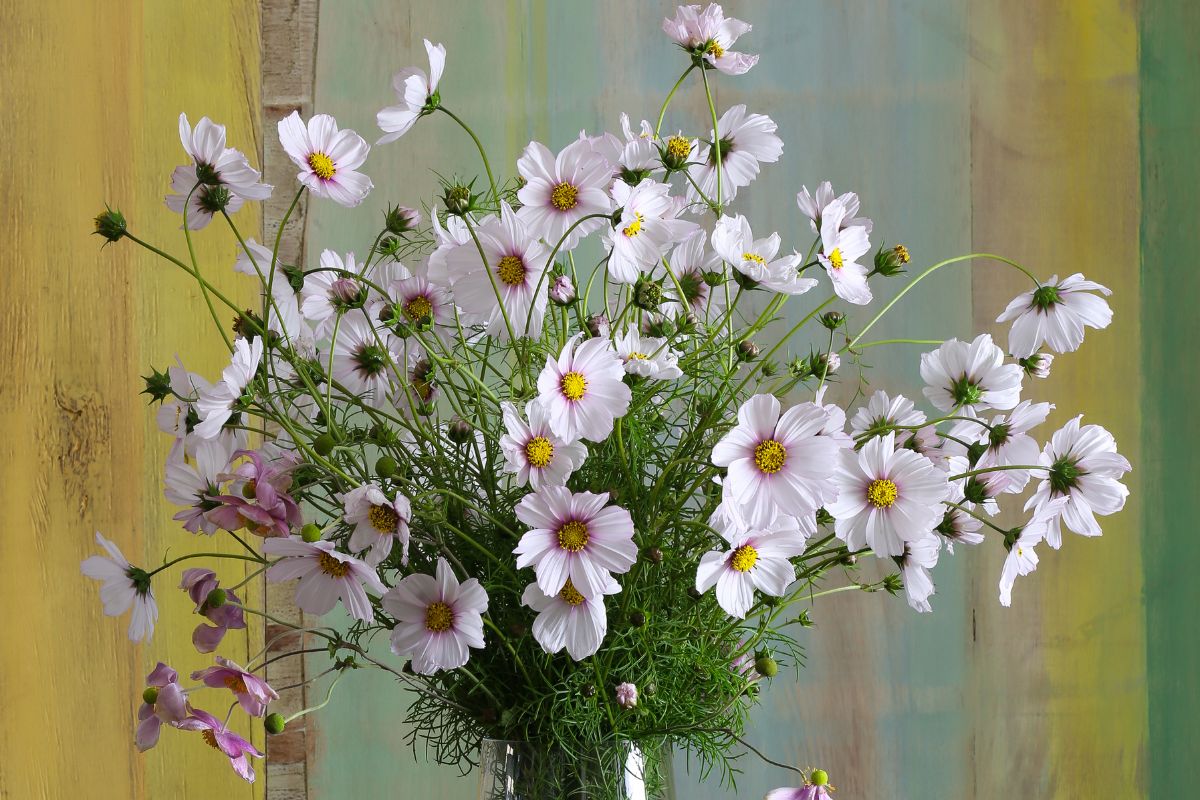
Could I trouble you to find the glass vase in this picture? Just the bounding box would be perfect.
[476,739,673,800]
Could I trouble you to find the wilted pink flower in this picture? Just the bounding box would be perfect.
[191,656,278,717]
[615,682,638,709]
[205,449,303,537]
[135,662,188,752]
[180,568,247,653]
[178,708,263,783]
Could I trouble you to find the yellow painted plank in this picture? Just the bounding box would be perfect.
[0,1,263,797]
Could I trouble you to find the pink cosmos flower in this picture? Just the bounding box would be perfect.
[662,4,759,75]
[615,682,639,709]
[514,486,638,598]
[278,111,373,207]
[191,656,278,717]
[163,440,231,535]
[535,333,632,443]
[177,708,263,783]
[135,662,188,752]
[377,39,447,144]
[339,483,412,567]
[180,568,247,653]
[516,138,613,251]
[262,536,386,622]
[521,574,621,661]
[766,786,832,800]
[383,558,489,675]
[205,449,303,538]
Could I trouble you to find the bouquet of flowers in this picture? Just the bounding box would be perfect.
[85,4,1131,797]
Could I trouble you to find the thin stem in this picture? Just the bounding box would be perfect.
[700,67,723,211]
[147,551,265,578]
[655,65,695,135]
[438,106,500,205]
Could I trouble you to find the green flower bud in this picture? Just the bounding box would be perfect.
[265,712,286,735]
[634,277,665,311]
[376,455,398,479]
[701,270,725,287]
[883,573,903,594]
[300,523,323,543]
[142,686,159,705]
[820,311,847,331]
[377,236,402,259]
[442,182,478,216]
[448,418,474,444]
[93,205,128,244]
[788,357,812,380]
[736,340,760,362]
[141,366,173,404]
[795,609,814,627]
[754,654,778,678]
[811,769,829,786]
[313,433,336,456]
[384,205,421,235]
[205,588,227,608]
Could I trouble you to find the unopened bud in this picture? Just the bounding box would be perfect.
[644,546,664,564]
[737,340,760,361]
[754,654,778,678]
[586,313,610,338]
[205,588,227,608]
[384,205,421,235]
[313,433,336,456]
[300,523,323,543]
[448,418,473,444]
[265,712,286,735]
[634,277,665,311]
[820,311,846,330]
[375,455,398,479]
[93,206,128,244]
[1019,352,1053,379]
[549,274,576,305]
[142,686,159,705]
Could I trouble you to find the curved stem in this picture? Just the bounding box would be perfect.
[655,65,695,136]
[437,106,499,205]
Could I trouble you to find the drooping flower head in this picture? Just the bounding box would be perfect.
[328,314,399,408]
[205,448,303,538]
[999,496,1070,607]
[135,662,188,752]
[662,4,759,75]
[827,432,950,558]
[797,180,872,236]
[522,574,621,661]
[180,568,247,653]
[920,333,1023,414]
[377,39,447,143]
[382,558,489,675]
[945,400,1053,492]
[262,536,386,622]
[711,214,815,295]
[688,105,782,207]
[81,531,157,642]
[849,390,926,439]
[194,336,263,440]
[514,486,637,598]
[177,708,263,783]
[711,394,841,527]
[340,483,412,566]
[996,273,1112,358]
[278,111,373,207]
[301,249,370,337]
[516,139,613,251]
[191,656,278,717]
[164,439,232,535]
[165,114,272,229]
[499,401,587,489]
[535,333,632,443]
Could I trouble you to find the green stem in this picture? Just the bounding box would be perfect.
[437,106,500,205]
[147,551,266,578]
[655,65,695,135]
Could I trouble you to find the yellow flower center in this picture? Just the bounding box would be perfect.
[525,436,554,468]
[666,136,691,160]
[424,601,454,633]
[893,244,910,264]
[223,674,248,694]
[742,252,766,266]
[730,544,758,572]
[317,551,352,578]
[367,503,400,534]
[201,729,221,749]
[307,151,336,180]
[753,440,787,474]
[866,478,899,509]
[557,520,590,552]
[828,248,844,270]
[550,181,579,211]
[706,40,726,58]
[627,352,649,361]
[497,255,526,286]
[560,371,587,401]
[559,579,585,606]
[622,213,644,238]
[403,296,433,322]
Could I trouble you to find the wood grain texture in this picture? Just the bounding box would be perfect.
[0,1,264,797]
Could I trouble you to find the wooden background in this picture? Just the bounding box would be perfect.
[1,0,1197,798]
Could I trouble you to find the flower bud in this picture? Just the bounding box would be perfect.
[448,418,473,444]
[140,367,172,404]
[737,340,760,362]
[329,278,366,309]
[1019,352,1053,379]
[812,352,840,378]
[375,455,398,479]
[759,359,779,377]
[300,523,323,543]
[205,588,227,609]
[643,314,674,338]
[376,236,402,259]
[549,274,576,305]
[313,433,336,456]
[754,654,778,678]
[586,313,610,338]
[615,682,638,709]
[643,682,658,697]
[627,610,647,628]
[581,683,596,698]
[883,573,903,594]
[788,358,811,380]
[873,243,910,277]
[795,609,814,627]
[644,546,664,564]
[811,769,830,787]
[142,686,159,705]
[661,134,694,172]
[93,206,128,244]
[701,270,725,287]
[265,712,286,735]
[384,205,421,235]
[634,277,665,311]
[442,182,476,216]
[820,311,846,331]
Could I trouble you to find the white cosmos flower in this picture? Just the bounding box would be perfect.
[1024,415,1131,548]
[849,390,926,439]
[710,214,816,295]
[233,239,313,353]
[263,536,385,622]
[514,486,637,598]
[81,531,158,642]
[165,114,272,229]
[340,483,412,567]
[522,574,621,661]
[604,179,697,284]
[897,533,941,613]
[499,401,587,489]
[376,39,446,144]
[535,333,631,443]
[920,333,1023,413]
[946,455,1010,516]
[796,180,872,236]
[194,337,263,440]
[711,394,840,527]
[425,207,473,288]
[616,113,659,177]
[817,199,873,305]
[695,500,811,618]
[165,166,245,230]
[383,558,488,675]
[811,386,855,450]
[662,4,759,75]
[688,105,782,207]
[516,139,613,251]
[327,314,398,408]
[156,360,248,461]
[277,111,373,207]
[996,273,1113,358]
[999,497,1069,607]
[932,486,984,554]
[613,327,682,380]
[301,250,367,338]
[656,228,724,319]
[827,432,950,558]
[945,400,1053,492]
[164,439,232,535]
[445,203,551,341]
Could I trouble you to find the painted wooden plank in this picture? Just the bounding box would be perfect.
[967,1,1145,797]
[0,1,263,797]
[1140,1,1200,797]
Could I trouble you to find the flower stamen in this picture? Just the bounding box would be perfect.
[561,371,588,401]
[368,504,400,534]
[317,551,352,578]
[730,544,758,572]
[497,255,526,286]
[525,436,554,468]
[866,478,899,509]
[550,182,579,211]
[557,520,589,552]
[753,440,787,474]
[307,151,336,180]
[424,601,454,633]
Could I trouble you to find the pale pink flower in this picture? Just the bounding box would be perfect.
[997,273,1112,358]
[262,536,386,622]
[662,4,759,75]
[340,483,412,567]
[377,39,447,144]
[383,558,489,675]
[180,568,247,653]
[191,657,278,717]
[516,139,613,251]
[522,574,620,661]
[615,682,639,709]
[278,111,372,207]
[535,333,631,443]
